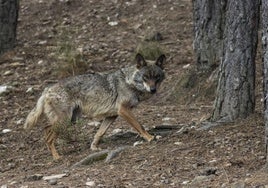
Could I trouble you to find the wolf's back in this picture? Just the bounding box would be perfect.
[24,93,45,129]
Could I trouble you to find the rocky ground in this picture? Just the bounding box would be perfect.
[0,0,268,187]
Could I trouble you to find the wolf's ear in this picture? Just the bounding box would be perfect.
[135,53,147,69]
[155,54,166,69]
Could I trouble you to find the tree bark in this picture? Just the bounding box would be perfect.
[0,0,19,56]
[192,0,226,71]
[261,0,268,168]
[211,0,259,122]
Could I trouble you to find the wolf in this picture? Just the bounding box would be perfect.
[24,53,166,160]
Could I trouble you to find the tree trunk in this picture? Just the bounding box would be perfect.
[192,0,226,71]
[211,0,259,122]
[0,0,19,56]
[261,0,268,168]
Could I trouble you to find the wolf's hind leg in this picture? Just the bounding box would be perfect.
[43,95,72,160]
[44,126,61,160]
[91,116,117,151]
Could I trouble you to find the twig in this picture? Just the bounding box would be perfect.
[71,146,131,168]
[105,146,131,163]
[71,149,109,168]
[152,125,181,130]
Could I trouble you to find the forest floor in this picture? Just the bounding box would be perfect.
[1,0,268,187]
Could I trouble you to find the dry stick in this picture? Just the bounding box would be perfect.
[105,146,131,163]
[71,125,180,168]
[152,125,181,130]
[71,146,131,168]
[71,149,109,168]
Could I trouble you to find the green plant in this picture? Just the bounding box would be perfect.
[54,26,88,77]
[52,119,88,144]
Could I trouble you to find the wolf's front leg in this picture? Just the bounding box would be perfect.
[90,116,117,151]
[118,105,154,142]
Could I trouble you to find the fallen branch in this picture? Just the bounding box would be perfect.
[152,125,181,130]
[71,124,181,168]
[196,118,233,131]
[105,146,131,163]
[71,146,131,168]
[71,149,109,168]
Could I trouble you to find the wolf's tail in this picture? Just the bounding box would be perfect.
[24,94,45,130]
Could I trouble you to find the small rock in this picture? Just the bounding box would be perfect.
[0,185,7,188]
[208,159,217,163]
[108,21,118,26]
[162,117,175,121]
[160,179,170,184]
[4,70,12,76]
[43,173,68,181]
[181,180,190,185]
[192,163,198,169]
[155,135,162,140]
[230,45,234,52]
[2,129,12,134]
[0,85,11,95]
[26,87,34,93]
[37,60,44,65]
[77,47,83,53]
[48,179,57,185]
[183,64,191,69]
[174,141,183,146]
[86,181,95,187]
[133,23,142,30]
[112,128,123,134]
[88,121,101,127]
[16,118,23,125]
[0,86,8,94]
[133,141,143,147]
[38,40,47,45]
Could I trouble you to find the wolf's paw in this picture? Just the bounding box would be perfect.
[147,134,162,142]
[90,144,102,151]
[146,134,155,142]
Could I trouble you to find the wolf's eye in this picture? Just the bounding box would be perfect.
[156,76,161,82]
[143,76,149,81]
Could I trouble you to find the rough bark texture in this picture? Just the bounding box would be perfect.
[0,0,19,55]
[261,0,268,168]
[211,0,259,122]
[192,0,226,71]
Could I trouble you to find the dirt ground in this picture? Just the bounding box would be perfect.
[1,0,268,187]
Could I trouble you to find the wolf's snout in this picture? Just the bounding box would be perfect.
[150,87,157,94]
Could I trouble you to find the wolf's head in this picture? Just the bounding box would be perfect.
[131,53,166,94]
